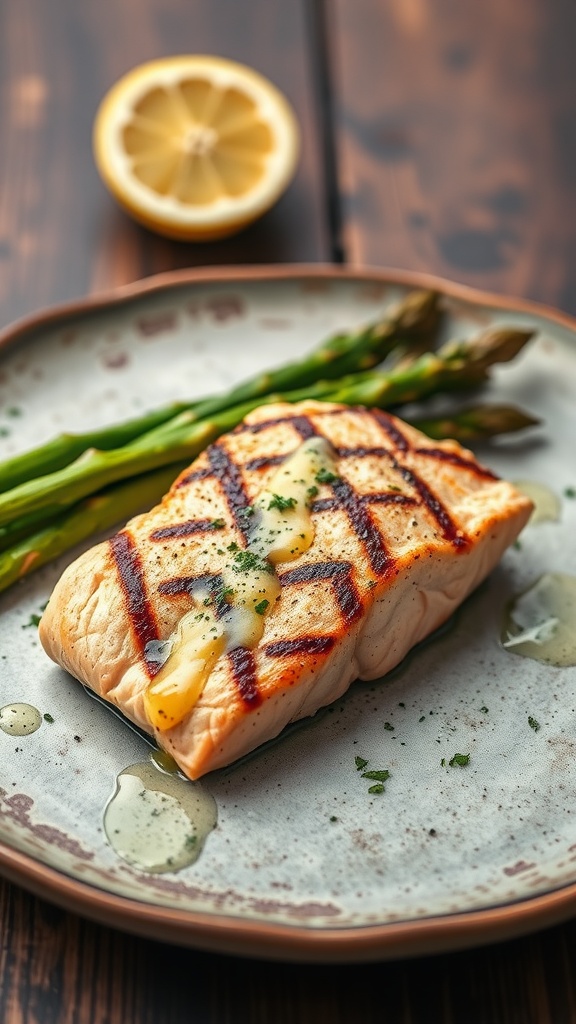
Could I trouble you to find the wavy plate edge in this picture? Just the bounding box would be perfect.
[1,262,576,962]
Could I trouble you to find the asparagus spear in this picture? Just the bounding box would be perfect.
[301,326,535,408]
[0,289,440,492]
[409,404,540,442]
[0,402,190,493]
[187,288,441,421]
[0,325,534,529]
[0,463,187,595]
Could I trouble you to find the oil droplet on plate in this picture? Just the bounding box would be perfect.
[0,703,42,735]
[502,572,576,666]
[104,759,217,873]
[513,480,561,525]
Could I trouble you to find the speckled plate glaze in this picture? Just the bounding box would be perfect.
[1,265,576,963]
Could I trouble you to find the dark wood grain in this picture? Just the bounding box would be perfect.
[3,885,576,1024]
[0,0,329,331]
[330,0,576,313]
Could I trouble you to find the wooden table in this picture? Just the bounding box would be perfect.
[2,1,576,1019]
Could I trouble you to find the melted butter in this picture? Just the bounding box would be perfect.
[513,480,561,525]
[144,438,338,733]
[144,603,226,730]
[250,437,337,564]
[104,759,217,873]
[0,703,42,736]
[502,572,576,667]
[220,566,281,650]
[150,748,180,773]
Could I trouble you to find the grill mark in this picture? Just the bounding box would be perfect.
[279,560,363,625]
[159,572,220,597]
[176,466,212,487]
[228,646,261,707]
[150,519,223,540]
[398,465,468,546]
[371,409,410,451]
[414,447,499,481]
[238,405,371,436]
[110,532,159,675]
[309,497,337,513]
[290,415,318,440]
[364,492,418,506]
[336,445,390,459]
[159,572,236,618]
[310,491,417,515]
[244,454,286,472]
[207,443,251,535]
[264,637,335,657]
[332,477,391,575]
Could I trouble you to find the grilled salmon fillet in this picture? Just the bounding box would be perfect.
[39,401,532,779]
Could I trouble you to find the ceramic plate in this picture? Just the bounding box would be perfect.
[1,266,576,962]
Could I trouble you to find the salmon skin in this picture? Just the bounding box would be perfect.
[39,401,532,780]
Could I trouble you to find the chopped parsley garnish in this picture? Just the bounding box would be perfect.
[227,541,240,553]
[315,467,339,485]
[356,758,391,793]
[209,518,225,530]
[254,599,269,615]
[306,485,319,501]
[361,769,391,783]
[329,815,338,822]
[43,713,55,724]
[528,716,540,732]
[383,722,394,732]
[448,753,470,767]
[231,550,274,575]
[22,613,42,628]
[564,486,576,499]
[7,406,22,417]
[267,494,297,512]
[480,706,489,714]
[240,505,255,517]
[441,758,446,767]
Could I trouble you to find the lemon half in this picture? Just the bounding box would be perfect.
[93,56,300,241]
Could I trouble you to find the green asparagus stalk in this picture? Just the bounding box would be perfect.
[306,326,535,408]
[0,463,187,594]
[187,288,441,421]
[0,325,534,530]
[408,404,540,442]
[0,402,191,493]
[0,289,440,492]
[0,504,69,554]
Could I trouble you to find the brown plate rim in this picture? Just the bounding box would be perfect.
[1,262,576,962]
